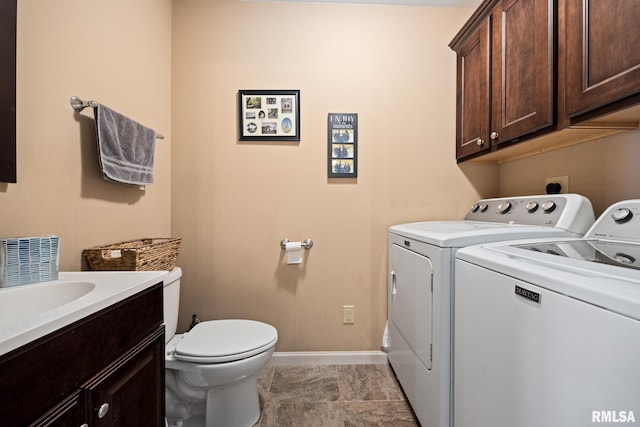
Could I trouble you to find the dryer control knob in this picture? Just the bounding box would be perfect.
[541,201,556,213]
[612,208,633,223]
[479,204,489,212]
[498,201,512,214]
[526,202,539,213]
[470,204,480,213]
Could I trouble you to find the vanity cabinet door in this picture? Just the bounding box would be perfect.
[84,329,164,427]
[28,391,83,427]
[565,0,640,117]
[0,319,101,427]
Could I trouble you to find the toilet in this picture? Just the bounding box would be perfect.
[163,267,278,427]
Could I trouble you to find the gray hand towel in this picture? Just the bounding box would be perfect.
[95,104,156,186]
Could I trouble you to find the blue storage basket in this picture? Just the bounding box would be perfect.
[0,236,60,287]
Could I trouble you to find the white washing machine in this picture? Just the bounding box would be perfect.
[387,194,595,427]
[454,199,640,427]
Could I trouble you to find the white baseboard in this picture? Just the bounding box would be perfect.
[269,351,388,366]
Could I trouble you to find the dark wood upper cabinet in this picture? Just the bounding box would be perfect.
[565,0,640,118]
[452,0,640,163]
[454,19,491,159]
[0,0,16,183]
[450,0,555,162]
[490,0,554,144]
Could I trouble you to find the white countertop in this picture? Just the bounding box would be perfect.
[0,271,168,356]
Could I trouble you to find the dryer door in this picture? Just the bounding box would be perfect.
[389,243,434,370]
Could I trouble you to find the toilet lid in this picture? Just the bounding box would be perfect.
[174,319,278,363]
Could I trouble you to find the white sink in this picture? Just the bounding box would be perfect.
[0,280,95,326]
[0,270,169,356]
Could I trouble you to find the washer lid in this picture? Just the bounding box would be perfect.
[174,319,278,363]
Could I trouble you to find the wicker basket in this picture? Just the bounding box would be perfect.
[83,238,181,271]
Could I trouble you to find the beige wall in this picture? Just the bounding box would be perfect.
[0,0,173,270]
[499,130,640,216]
[171,0,494,351]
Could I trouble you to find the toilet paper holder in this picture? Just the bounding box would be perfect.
[280,238,314,250]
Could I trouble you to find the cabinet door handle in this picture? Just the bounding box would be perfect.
[97,403,109,418]
[490,131,499,140]
[476,138,484,146]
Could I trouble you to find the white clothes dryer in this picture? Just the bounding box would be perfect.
[454,199,640,427]
[387,194,595,427]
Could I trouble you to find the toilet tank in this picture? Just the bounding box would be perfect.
[163,267,182,343]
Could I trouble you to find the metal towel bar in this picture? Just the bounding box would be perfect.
[70,96,164,139]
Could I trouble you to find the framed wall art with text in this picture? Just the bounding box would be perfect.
[328,113,357,178]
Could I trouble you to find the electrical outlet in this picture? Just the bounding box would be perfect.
[343,305,355,324]
[545,175,569,194]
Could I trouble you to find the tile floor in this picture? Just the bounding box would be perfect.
[254,364,419,426]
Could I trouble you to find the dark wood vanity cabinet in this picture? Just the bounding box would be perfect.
[450,0,555,161]
[0,283,165,427]
[565,0,640,118]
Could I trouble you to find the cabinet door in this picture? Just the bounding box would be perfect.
[0,0,17,183]
[84,330,164,427]
[455,18,491,160]
[491,0,554,145]
[28,391,84,427]
[566,0,640,117]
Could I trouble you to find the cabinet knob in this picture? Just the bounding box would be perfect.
[490,131,499,140]
[97,403,110,419]
[476,138,484,146]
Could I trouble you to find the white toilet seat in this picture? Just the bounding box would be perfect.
[172,319,278,363]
